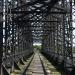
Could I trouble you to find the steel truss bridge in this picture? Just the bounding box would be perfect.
[0,0,75,75]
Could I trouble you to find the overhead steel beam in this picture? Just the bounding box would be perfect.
[11,11,68,14]
[15,20,61,23]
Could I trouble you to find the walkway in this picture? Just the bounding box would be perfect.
[26,53,44,75]
[26,52,63,75]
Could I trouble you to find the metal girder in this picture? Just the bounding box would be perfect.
[0,0,3,74]
[0,21,3,74]
[15,20,61,23]
[46,0,60,12]
[11,11,67,14]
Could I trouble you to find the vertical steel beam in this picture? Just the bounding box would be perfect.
[0,21,3,74]
[0,0,3,74]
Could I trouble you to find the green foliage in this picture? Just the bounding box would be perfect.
[33,45,41,50]
[72,47,75,52]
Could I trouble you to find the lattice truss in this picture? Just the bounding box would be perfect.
[2,0,33,72]
[42,0,74,71]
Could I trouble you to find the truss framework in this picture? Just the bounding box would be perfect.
[0,0,75,74]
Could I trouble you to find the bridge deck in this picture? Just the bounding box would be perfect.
[26,52,63,75]
[26,53,44,75]
[10,52,64,75]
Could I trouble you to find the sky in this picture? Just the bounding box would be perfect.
[33,43,42,46]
